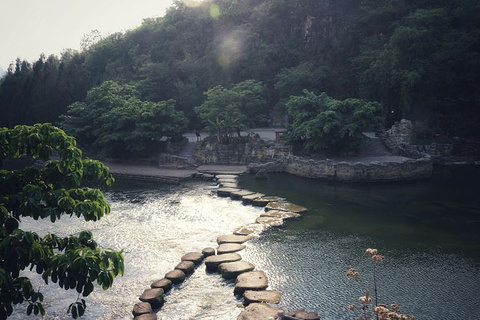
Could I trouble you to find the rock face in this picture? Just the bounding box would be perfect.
[132,302,153,316]
[150,278,172,292]
[165,269,186,284]
[243,290,282,305]
[237,303,281,320]
[205,253,242,271]
[217,243,246,254]
[265,201,307,213]
[181,252,204,264]
[139,288,164,309]
[234,270,268,295]
[217,234,254,244]
[218,261,255,279]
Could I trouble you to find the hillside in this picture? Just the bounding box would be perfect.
[0,0,479,138]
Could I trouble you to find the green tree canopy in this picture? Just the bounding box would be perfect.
[60,81,188,158]
[286,90,383,153]
[0,123,124,318]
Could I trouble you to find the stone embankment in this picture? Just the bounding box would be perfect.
[131,173,319,320]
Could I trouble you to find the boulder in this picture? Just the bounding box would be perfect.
[255,216,284,227]
[217,243,246,254]
[265,201,307,213]
[205,253,242,272]
[252,196,285,207]
[217,187,241,197]
[237,303,281,320]
[242,193,265,205]
[230,190,256,200]
[281,310,320,320]
[218,261,255,279]
[260,209,300,219]
[139,288,164,309]
[181,252,204,264]
[217,234,254,244]
[234,270,268,295]
[175,260,195,275]
[165,269,186,284]
[132,302,153,316]
[202,247,216,257]
[134,313,157,320]
[234,224,266,236]
[243,290,282,305]
[150,278,172,292]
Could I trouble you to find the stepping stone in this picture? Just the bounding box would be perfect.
[217,178,238,184]
[217,187,240,197]
[230,190,255,200]
[217,243,246,254]
[175,260,195,275]
[134,314,157,320]
[205,253,242,272]
[202,247,215,257]
[255,216,284,227]
[234,270,268,295]
[139,288,164,309]
[181,252,204,264]
[282,310,320,320]
[217,234,254,244]
[132,302,153,316]
[219,261,255,279]
[265,201,307,213]
[260,209,300,219]
[242,193,265,205]
[243,290,282,305]
[234,224,266,236]
[252,196,285,207]
[165,269,186,284]
[220,182,238,188]
[237,303,281,320]
[150,278,172,292]
[216,174,238,180]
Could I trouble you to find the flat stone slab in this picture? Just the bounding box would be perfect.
[181,252,204,264]
[150,278,172,292]
[217,243,246,254]
[205,253,242,271]
[265,201,308,213]
[165,269,186,284]
[220,182,238,188]
[252,196,286,207]
[139,288,164,309]
[132,301,153,316]
[134,313,157,320]
[217,187,241,197]
[237,303,281,320]
[216,174,238,180]
[260,209,300,219]
[175,260,195,275]
[242,193,265,205]
[218,261,255,279]
[202,247,215,257]
[255,216,284,227]
[217,178,238,184]
[230,190,256,200]
[217,234,254,244]
[282,310,320,320]
[234,223,266,236]
[234,270,268,295]
[243,290,282,305]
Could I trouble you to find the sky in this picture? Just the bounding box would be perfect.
[0,0,178,71]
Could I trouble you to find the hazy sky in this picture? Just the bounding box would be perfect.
[0,0,177,71]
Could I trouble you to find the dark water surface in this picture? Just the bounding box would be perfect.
[239,165,480,319]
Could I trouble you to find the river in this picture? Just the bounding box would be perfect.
[11,165,480,319]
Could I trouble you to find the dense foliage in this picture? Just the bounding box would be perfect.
[287,90,383,153]
[0,0,479,140]
[60,81,188,158]
[0,124,124,318]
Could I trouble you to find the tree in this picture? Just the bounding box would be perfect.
[60,81,188,158]
[0,123,124,318]
[286,90,383,153]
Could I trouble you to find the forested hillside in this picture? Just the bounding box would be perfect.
[1,0,479,138]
